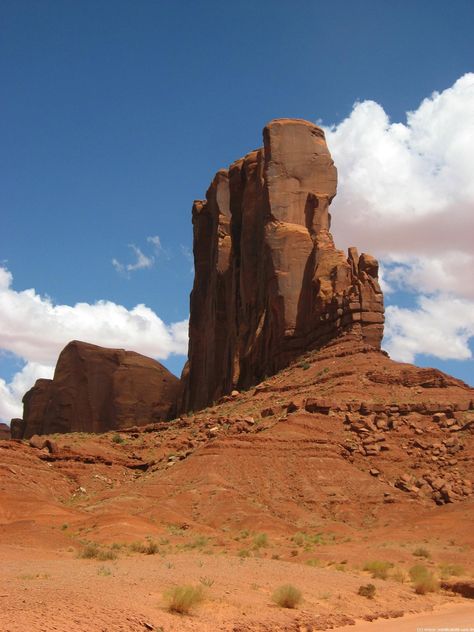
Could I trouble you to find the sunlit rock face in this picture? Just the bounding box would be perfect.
[180,118,384,412]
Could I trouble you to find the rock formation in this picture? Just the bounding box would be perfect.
[180,118,384,412]
[0,422,10,440]
[18,340,179,437]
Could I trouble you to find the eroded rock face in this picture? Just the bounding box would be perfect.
[0,422,11,440]
[180,118,384,412]
[20,340,179,437]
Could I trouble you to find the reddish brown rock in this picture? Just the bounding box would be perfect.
[21,340,180,437]
[0,422,10,440]
[180,118,384,412]
[9,418,25,439]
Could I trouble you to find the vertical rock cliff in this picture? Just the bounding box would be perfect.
[180,118,384,412]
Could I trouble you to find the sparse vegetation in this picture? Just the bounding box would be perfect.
[129,539,159,555]
[272,584,302,609]
[363,560,393,580]
[164,585,204,614]
[78,543,117,561]
[409,565,439,594]
[199,575,214,587]
[306,558,322,567]
[439,563,465,579]
[391,568,407,583]
[185,535,209,550]
[413,547,431,559]
[111,433,124,444]
[238,549,250,558]
[358,583,376,599]
[253,532,268,548]
[97,565,112,576]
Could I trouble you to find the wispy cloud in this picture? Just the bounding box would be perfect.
[147,235,163,254]
[112,241,157,276]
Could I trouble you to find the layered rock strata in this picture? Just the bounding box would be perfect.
[180,118,384,412]
[17,340,179,437]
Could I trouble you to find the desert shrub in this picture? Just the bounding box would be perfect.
[78,543,117,561]
[363,560,393,580]
[129,541,147,553]
[97,549,118,561]
[199,575,214,587]
[253,532,268,548]
[391,568,407,583]
[291,532,305,547]
[111,433,124,444]
[409,565,439,594]
[358,583,376,599]
[306,558,322,567]
[238,549,250,558]
[164,585,204,614]
[272,584,302,608]
[439,563,465,579]
[186,535,209,549]
[97,566,112,576]
[413,547,431,559]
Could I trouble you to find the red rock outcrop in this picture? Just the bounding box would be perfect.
[19,340,179,437]
[180,118,384,412]
[0,422,10,440]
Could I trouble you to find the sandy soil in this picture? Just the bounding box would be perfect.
[0,544,471,632]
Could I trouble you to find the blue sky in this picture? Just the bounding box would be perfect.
[1,1,473,420]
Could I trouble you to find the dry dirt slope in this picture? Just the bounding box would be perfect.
[0,334,473,630]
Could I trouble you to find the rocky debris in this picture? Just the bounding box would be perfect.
[342,405,473,505]
[180,118,384,412]
[441,580,474,599]
[19,340,180,437]
[0,422,10,440]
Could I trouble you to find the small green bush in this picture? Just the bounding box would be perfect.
[111,433,124,444]
[272,584,302,609]
[164,585,204,614]
[358,583,376,599]
[363,560,393,580]
[439,563,465,579]
[253,532,268,548]
[409,565,439,594]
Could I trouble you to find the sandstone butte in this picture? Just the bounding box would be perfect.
[179,118,384,412]
[12,340,179,438]
[1,119,474,631]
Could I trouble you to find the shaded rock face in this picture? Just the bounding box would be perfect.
[0,422,11,440]
[20,341,180,437]
[180,118,384,412]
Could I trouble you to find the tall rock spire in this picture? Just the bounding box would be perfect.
[180,118,384,412]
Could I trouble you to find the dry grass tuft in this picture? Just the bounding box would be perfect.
[272,584,302,609]
[164,584,204,614]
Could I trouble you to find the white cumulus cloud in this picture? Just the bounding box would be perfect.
[0,265,188,421]
[324,73,474,364]
[385,297,474,364]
